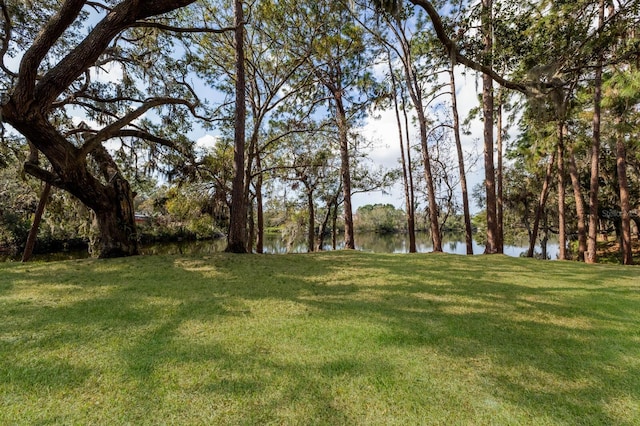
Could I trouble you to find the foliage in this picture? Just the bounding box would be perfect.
[355,203,406,233]
[1,0,639,262]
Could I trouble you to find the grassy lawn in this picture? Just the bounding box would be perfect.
[1,251,639,425]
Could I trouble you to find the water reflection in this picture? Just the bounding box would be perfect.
[354,232,558,259]
[2,232,559,262]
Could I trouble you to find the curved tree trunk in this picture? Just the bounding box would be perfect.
[18,123,139,259]
[1,0,202,259]
[402,70,441,251]
[90,176,138,258]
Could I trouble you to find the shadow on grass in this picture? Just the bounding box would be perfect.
[0,251,638,424]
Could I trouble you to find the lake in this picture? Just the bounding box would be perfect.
[1,232,559,262]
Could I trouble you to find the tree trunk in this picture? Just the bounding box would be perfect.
[244,142,257,253]
[89,174,139,258]
[557,122,567,260]
[332,197,339,250]
[496,92,504,254]
[388,52,416,252]
[402,93,417,252]
[335,95,355,250]
[417,114,443,252]
[528,152,556,258]
[226,0,248,253]
[482,0,498,254]
[541,211,549,260]
[22,182,52,262]
[449,66,473,255]
[306,185,316,253]
[1,0,199,259]
[317,202,331,251]
[246,197,255,253]
[397,24,441,252]
[586,0,605,264]
[616,126,633,265]
[568,142,587,261]
[255,155,264,254]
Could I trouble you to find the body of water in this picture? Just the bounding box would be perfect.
[1,232,559,262]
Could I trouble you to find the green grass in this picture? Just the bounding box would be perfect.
[1,251,639,425]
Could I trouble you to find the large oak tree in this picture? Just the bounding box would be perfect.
[0,0,219,257]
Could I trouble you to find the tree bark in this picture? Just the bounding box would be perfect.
[317,202,331,251]
[335,94,356,250]
[496,93,504,254]
[22,182,52,262]
[89,173,139,258]
[247,197,255,253]
[616,125,633,265]
[226,0,248,253]
[332,197,339,250]
[568,142,587,261]
[482,0,498,254]
[528,152,556,258]
[448,67,473,254]
[557,121,567,260]
[541,212,549,260]
[3,0,198,258]
[401,86,417,250]
[255,154,264,254]
[586,0,605,264]
[306,185,316,252]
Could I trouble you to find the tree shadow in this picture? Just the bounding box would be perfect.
[0,251,638,424]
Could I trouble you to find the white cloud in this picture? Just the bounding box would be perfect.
[196,134,218,149]
[90,62,123,84]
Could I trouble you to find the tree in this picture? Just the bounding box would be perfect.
[480,0,499,254]
[382,8,443,251]
[586,0,606,263]
[302,2,375,250]
[449,61,474,255]
[386,47,417,252]
[282,133,335,252]
[0,0,225,258]
[225,0,248,253]
[603,69,640,265]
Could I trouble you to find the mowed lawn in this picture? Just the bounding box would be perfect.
[1,251,638,425]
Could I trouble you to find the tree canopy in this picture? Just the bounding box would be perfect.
[1,0,638,264]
